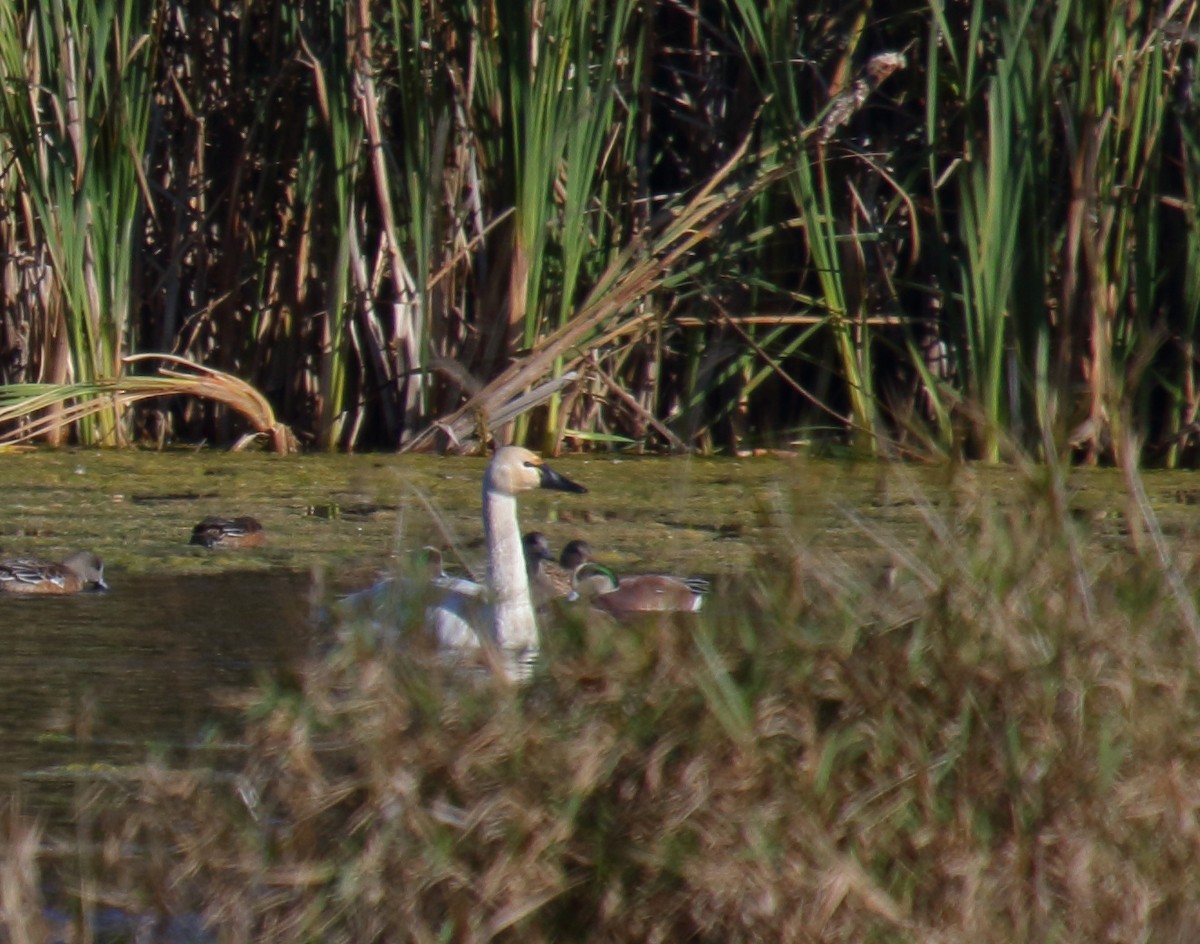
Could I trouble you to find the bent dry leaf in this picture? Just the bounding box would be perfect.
[0,355,296,453]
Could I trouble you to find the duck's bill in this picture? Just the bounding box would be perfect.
[539,463,588,494]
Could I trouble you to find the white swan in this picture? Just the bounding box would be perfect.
[429,446,587,678]
[341,446,587,680]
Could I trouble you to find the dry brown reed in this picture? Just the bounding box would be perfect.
[0,808,48,944]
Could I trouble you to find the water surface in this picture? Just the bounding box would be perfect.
[0,570,315,817]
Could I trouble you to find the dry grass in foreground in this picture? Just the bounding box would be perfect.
[5,468,1200,942]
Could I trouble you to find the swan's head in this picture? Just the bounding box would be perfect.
[486,446,588,497]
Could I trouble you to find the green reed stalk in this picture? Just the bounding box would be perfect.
[0,0,157,444]
[553,1,637,337]
[953,7,1035,463]
[497,2,573,354]
[1169,8,1200,469]
[388,0,445,437]
[1065,6,1170,462]
[544,0,639,444]
[490,1,638,442]
[721,0,884,453]
[305,3,362,450]
[794,151,878,452]
[1170,121,1200,467]
[933,0,1184,463]
[712,0,807,450]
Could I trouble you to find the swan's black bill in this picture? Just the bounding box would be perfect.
[537,462,588,494]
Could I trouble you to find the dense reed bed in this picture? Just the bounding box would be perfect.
[5,459,1200,941]
[1,1,1198,462]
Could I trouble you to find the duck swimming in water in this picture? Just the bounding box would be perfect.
[522,532,596,605]
[569,557,708,617]
[0,552,108,594]
[522,532,709,617]
[189,516,266,548]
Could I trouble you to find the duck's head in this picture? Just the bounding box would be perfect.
[62,551,108,591]
[486,446,588,497]
[560,539,593,569]
[523,531,554,563]
[412,545,446,578]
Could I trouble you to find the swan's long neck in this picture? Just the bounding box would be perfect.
[483,481,539,655]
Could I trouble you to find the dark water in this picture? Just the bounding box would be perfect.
[0,570,317,810]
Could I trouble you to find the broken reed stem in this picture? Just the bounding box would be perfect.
[588,356,687,452]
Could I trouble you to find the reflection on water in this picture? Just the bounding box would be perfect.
[0,570,318,809]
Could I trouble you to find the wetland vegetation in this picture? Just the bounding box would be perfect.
[2,450,1200,941]
[2,0,1200,465]
[4,0,1200,940]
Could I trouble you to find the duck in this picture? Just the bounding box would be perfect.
[0,551,108,594]
[569,558,709,617]
[190,516,266,548]
[523,532,594,604]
